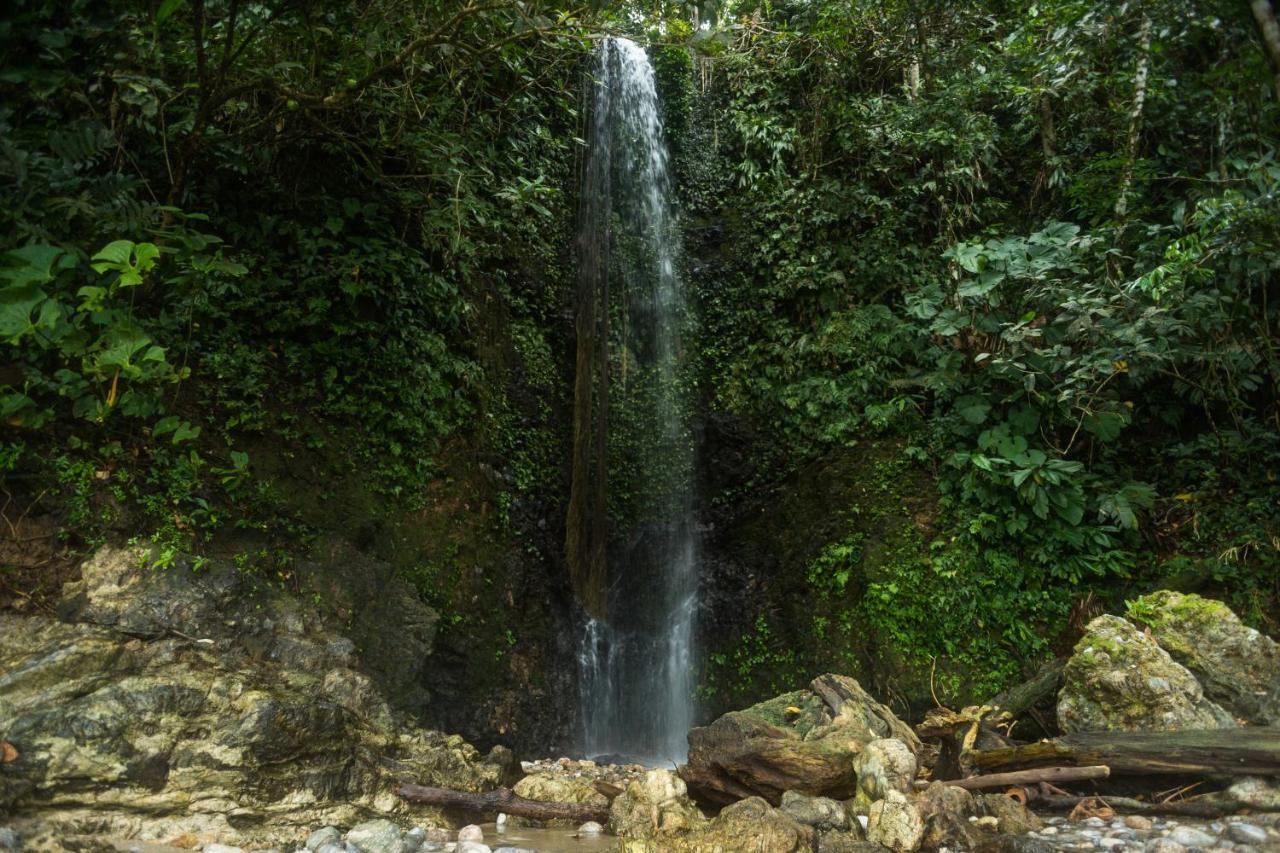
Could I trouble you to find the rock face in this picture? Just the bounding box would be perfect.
[680,673,920,805]
[1057,615,1237,733]
[0,545,509,845]
[1128,590,1280,725]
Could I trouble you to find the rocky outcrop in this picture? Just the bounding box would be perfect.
[1057,615,1237,733]
[1127,590,1280,725]
[0,545,509,846]
[680,673,920,805]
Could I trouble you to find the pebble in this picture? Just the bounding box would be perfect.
[0,829,19,852]
[1168,826,1219,848]
[1144,841,1187,853]
[1228,824,1268,845]
[1085,817,1108,828]
[577,821,604,834]
[307,836,340,853]
[1126,816,1154,831]
[204,845,246,853]
[424,828,450,843]
[455,844,491,853]
[405,828,425,845]
[457,825,484,843]
[1098,839,1127,849]
[493,849,536,853]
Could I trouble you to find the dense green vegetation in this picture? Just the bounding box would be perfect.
[2,0,1278,717]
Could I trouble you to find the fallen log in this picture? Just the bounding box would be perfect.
[970,727,1280,777]
[1034,793,1251,819]
[941,765,1110,791]
[990,658,1065,718]
[396,783,610,824]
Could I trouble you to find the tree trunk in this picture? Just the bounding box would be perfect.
[1114,15,1153,221]
[396,784,610,824]
[990,658,1065,718]
[970,728,1280,778]
[1251,0,1280,93]
[939,765,1110,791]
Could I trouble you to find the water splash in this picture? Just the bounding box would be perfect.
[574,36,698,766]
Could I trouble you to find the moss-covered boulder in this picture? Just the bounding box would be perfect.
[510,773,607,828]
[1057,614,1237,733]
[679,673,919,805]
[1127,591,1280,725]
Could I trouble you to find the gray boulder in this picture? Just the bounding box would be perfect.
[1058,615,1237,732]
[779,790,856,834]
[345,820,408,853]
[866,790,924,853]
[852,737,917,805]
[1128,591,1280,725]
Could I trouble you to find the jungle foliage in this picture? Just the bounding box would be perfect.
[1,0,1278,704]
[685,0,1280,695]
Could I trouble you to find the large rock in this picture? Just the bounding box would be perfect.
[852,738,917,805]
[916,782,982,850]
[1057,615,1237,733]
[679,674,920,805]
[509,773,607,827]
[779,790,857,834]
[866,790,923,852]
[608,769,707,840]
[618,796,812,853]
[1127,591,1280,725]
[0,547,507,846]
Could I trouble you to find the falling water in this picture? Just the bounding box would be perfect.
[574,36,698,765]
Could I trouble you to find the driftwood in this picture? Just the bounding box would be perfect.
[971,727,1280,777]
[939,765,1110,791]
[989,658,1065,718]
[395,783,610,824]
[1034,793,1252,819]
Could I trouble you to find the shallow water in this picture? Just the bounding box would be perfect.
[478,822,616,852]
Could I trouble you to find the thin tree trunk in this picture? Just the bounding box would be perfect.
[1252,0,1280,93]
[396,784,610,824]
[1114,15,1153,221]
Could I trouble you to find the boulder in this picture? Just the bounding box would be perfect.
[344,819,407,853]
[779,790,857,834]
[866,790,923,852]
[618,796,812,853]
[0,547,507,846]
[1057,615,1237,733]
[916,782,983,850]
[976,794,1042,835]
[509,773,607,827]
[852,738,917,805]
[608,769,707,840]
[680,674,919,805]
[1128,591,1280,725]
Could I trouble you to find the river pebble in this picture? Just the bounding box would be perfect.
[1228,823,1268,845]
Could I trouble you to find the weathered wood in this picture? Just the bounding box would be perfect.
[395,783,610,824]
[990,659,1066,718]
[1034,793,1251,819]
[971,727,1280,777]
[941,765,1110,791]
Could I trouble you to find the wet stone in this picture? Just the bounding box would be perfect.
[1168,826,1218,848]
[1228,824,1267,846]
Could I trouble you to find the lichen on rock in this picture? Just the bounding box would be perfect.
[1057,614,1237,733]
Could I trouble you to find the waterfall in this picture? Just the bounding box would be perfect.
[570,36,698,765]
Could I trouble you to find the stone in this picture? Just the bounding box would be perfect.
[345,820,406,853]
[621,796,812,853]
[680,673,920,805]
[816,834,886,853]
[204,846,246,853]
[1227,776,1280,810]
[511,772,608,827]
[1228,824,1268,845]
[780,790,854,833]
[1126,816,1154,830]
[1168,826,1218,848]
[308,828,342,851]
[1144,841,1187,853]
[976,794,1042,835]
[916,782,981,850]
[577,821,604,834]
[609,768,707,840]
[1058,615,1237,733]
[866,790,924,853]
[0,830,20,852]
[404,828,425,846]
[424,828,450,843]
[454,844,491,853]
[853,738,917,805]
[1128,591,1280,725]
[456,825,484,842]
